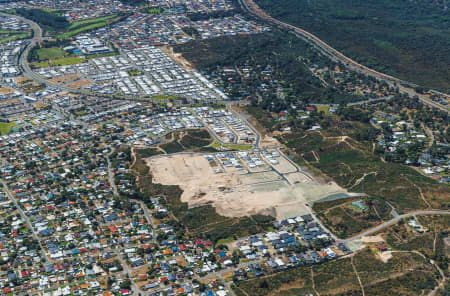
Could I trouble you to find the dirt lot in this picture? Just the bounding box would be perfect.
[163,46,193,71]
[269,155,297,174]
[66,79,92,89]
[0,87,13,95]
[147,154,348,219]
[15,76,30,84]
[48,74,80,85]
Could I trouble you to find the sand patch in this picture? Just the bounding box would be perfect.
[147,153,348,219]
[0,87,13,95]
[378,251,393,263]
[360,235,385,243]
[163,46,193,71]
[260,134,280,148]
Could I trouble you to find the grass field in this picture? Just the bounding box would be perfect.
[0,122,17,135]
[52,57,85,66]
[146,8,162,14]
[211,141,253,151]
[0,30,23,34]
[36,47,66,61]
[31,61,50,68]
[152,95,177,100]
[0,32,30,43]
[68,15,117,30]
[316,105,329,115]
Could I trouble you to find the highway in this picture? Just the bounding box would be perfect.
[342,210,450,242]
[237,0,449,113]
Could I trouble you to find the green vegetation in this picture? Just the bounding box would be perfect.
[174,32,360,105]
[30,47,85,67]
[0,122,17,135]
[159,129,214,153]
[316,105,329,115]
[274,109,450,212]
[152,95,177,100]
[0,32,30,43]
[233,247,437,296]
[146,7,162,14]
[51,57,85,66]
[256,0,450,92]
[313,196,390,238]
[216,237,234,245]
[13,9,124,38]
[234,265,314,296]
[355,248,437,295]
[127,69,143,76]
[56,15,123,39]
[68,15,117,30]
[211,141,253,151]
[30,61,50,68]
[159,141,184,154]
[15,8,69,31]
[85,51,119,59]
[382,215,450,271]
[134,148,163,158]
[35,47,65,60]
[181,27,200,38]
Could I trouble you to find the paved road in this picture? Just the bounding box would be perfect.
[106,146,157,244]
[342,210,450,242]
[1,180,49,263]
[134,200,157,243]
[113,249,140,294]
[238,0,449,113]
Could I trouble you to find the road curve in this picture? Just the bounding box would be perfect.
[342,210,450,242]
[238,0,449,113]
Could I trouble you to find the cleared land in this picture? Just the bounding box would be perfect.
[36,47,65,60]
[48,74,80,85]
[147,153,349,219]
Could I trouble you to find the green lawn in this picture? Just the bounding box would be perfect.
[146,8,162,14]
[51,57,85,66]
[0,30,23,34]
[0,122,17,135]
[36,47,66,61]
[211,141,253,151]
[0,32,30,43]
[152,95,177,100]
[68,15,118,30]
[316,105,329,115]
[31,61,50,68]
[216,237,234,245]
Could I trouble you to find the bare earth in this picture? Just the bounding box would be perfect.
[147,154,348,219]
[66,79,92,89]
[162,46,193,71]
[48,74,81,85]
